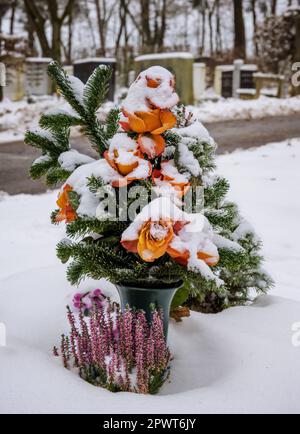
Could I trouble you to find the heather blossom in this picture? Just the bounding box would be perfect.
[54,294,170,394]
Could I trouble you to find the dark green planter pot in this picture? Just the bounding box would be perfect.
[116,281,183,340]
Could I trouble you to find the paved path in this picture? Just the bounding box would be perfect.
[1,114,299,195]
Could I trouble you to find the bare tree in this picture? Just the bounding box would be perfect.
[250,0,259,56]
[192,0,207,55]
[208,0,217,55]
[0,1,14,35]
[94,0,117,55]
[233,0,246,58]
[23,0,75,61]
[271,0,277,14]
[83,0,96,52]
[124,0,168,53]
[215,0,222,54]
[10,0,18,34]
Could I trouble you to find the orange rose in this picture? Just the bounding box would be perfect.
[121,217,219,267]
[168,246,219,267]
[120,109,176,135]
[104,149,151,188]
[137,134,165,159]
[122,219,174,262]
[152,161,190,198]
[55,184,77,223]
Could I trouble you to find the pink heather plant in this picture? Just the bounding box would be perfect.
[72,289,106,315]
[53,295,170,394]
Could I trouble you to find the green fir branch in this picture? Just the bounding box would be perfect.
[83,65,112,114]
[105,108,120,138]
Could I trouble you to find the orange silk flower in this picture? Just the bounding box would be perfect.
[121,219,174,262]
[55,184,77,223]
[152,163,190,198]
[104,149,152,188]
[168,247,219,267]
[137,134,165,159]
[121,218,219,266]
[120,109,177,135]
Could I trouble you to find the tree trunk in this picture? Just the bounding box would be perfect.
[51,18,61,61]
[251,0,258,56]
[208,10,213,55]
[158,0,167,51]
[10,0,17,35]
[233,0,246,59]
[24,0,52,58]
[66,5,73,64]
[94,0,106,56]
[271,0,277,15]
[201,9,206,55]
[208,2,217,56]
[27,12,35,54]
[84,0,97,51]
[140,0,152,53]
[215,0,222,54]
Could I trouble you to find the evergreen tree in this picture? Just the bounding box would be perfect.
[25,62,272,313]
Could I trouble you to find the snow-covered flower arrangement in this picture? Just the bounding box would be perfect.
[26,61,272,314]
[54,297,170,394]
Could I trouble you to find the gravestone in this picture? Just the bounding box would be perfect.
[193,62,206,103]
[73,57,116,101]
[215,61,258,98]
[214,65,234,98]
[134,52,194,105]
[25,58,52,96]
[2,56,25,101]
[240,66,257,89]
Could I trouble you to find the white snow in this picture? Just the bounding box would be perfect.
[158,160,190,185]
[1,96,300,145]
[0,97,60,143]
[29,128,55,141]
[68,75,84,105]
[32,154,52,166]
[217,137,300,303]
[63,159,117,217]
[135,52,194,61]
[108,133,138,154]
[58,149,95,172]
[192,96,300,123]
[73,57,116,64]
[0,138,300,413]
[177,140,202,176]
[26,57,53,63]
[173,120,212,141]
[122,66,179,113]
[44,106,79,118]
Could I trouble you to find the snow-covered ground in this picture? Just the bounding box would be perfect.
[0,138,300,414]
[0,97,61,144]
[192,95,300,123]
[1,95,300,144]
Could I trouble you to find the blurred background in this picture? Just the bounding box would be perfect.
[0,0,299,194]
